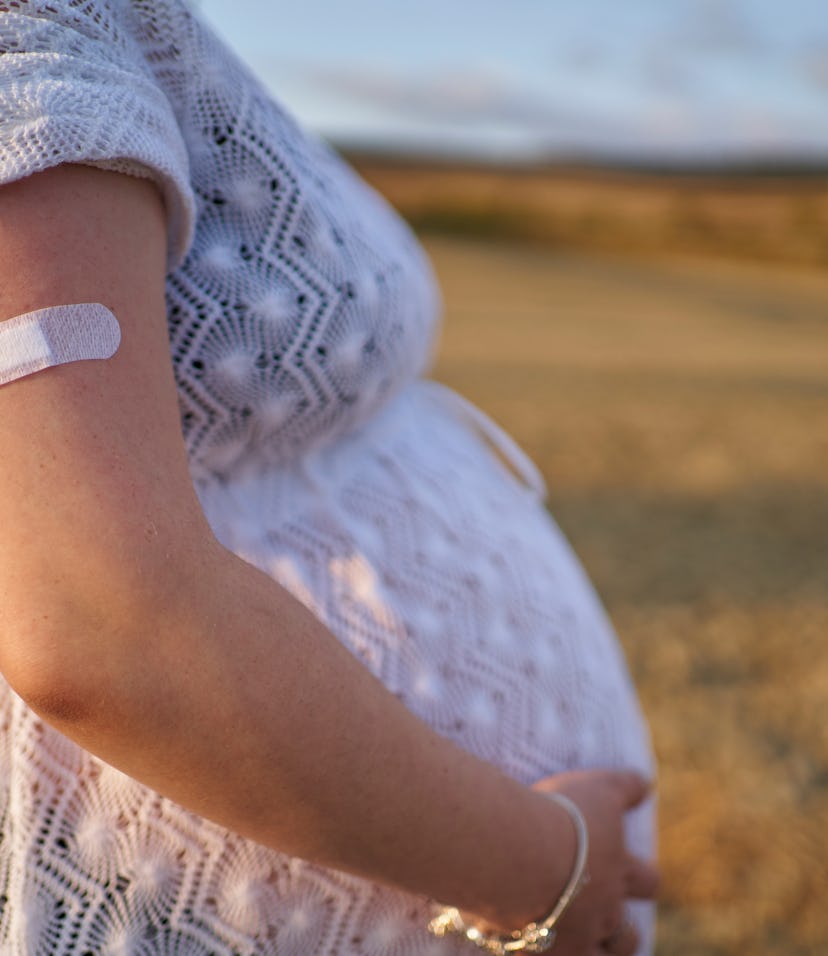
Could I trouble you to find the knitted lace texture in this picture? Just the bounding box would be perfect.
[0,1,655,953]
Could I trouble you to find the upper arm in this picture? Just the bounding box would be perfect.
[0,0,207,701]
[0,165,212,694]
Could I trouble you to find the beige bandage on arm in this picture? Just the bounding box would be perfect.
[0,304,121,386]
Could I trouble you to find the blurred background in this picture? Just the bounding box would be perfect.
[199,2,828,953]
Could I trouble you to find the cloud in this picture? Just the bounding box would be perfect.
[638,48,697,96]
[802,45,828,91]
[672,0,765,57]
[561,42,611,76]
[250,43,828,162]
[302,61,756,159]
[301,63,615,135]
[636,98,828,157]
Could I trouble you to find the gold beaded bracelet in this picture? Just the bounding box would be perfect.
[427,792,590,954]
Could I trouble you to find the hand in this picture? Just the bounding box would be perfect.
[532,769,658,955]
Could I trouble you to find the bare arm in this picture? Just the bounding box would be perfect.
[0,165,655,945]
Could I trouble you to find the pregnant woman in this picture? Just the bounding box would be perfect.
[0,1,657,953]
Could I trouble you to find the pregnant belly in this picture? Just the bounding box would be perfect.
[198,381,654,793]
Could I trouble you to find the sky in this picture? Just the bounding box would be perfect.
[197,0,828,163]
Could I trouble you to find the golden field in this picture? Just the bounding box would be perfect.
[351,156,828,268]
[355,158,828,954]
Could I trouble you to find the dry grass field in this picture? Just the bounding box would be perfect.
[351,156,828,268]
[415,233,828,955]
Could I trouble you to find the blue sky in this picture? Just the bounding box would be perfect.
[198,0,828,161]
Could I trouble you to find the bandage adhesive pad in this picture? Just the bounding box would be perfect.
[0,303,121,387]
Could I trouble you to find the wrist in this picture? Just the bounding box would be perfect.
[430,789,587,947]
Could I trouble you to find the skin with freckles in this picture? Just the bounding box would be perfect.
[0,164,657,949]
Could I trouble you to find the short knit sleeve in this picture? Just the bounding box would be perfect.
[0,0,195,269]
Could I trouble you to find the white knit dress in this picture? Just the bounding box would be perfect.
[0,1,656,953]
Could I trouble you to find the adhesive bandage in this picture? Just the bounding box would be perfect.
[0,303,121,386]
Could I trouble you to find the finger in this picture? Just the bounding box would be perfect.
[625,856,660,900]
[602,920,639,956]
[612,770,654,810]
[600,906,626,941]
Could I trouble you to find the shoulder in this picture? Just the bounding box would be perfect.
[0,0,196,269]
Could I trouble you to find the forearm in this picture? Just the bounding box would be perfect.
[17,535,573,930]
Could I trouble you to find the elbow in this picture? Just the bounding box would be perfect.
[14,679,95,727]
[0,596,114,726]
[0,531,220,726]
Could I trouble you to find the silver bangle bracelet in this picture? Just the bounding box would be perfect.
[427,792,590,954]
